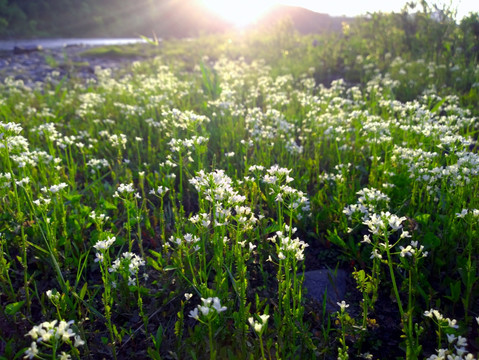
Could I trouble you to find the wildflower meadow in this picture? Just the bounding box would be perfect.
[1,9,479,360]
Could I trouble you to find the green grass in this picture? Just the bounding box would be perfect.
[1,25,479,360]
[79,44,162,59]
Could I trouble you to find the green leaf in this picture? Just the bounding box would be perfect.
[148,258,161,271]
[64,193,82,203]
[445,281,461,303]
[79,282,88,300]
[327,230,347,249]
[415,213,430,226]
[101,200,117,211]
[147,348,162,360]
[430,98,446,113]
[5,301,24,315]
[422,232,440,249]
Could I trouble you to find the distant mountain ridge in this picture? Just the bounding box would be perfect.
[0,0,351,39]
[252,4,352,34]
[147,2,352,38]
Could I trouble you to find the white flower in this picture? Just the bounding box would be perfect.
[59,352,71,360]
[188,308,199,320]
[211,297,227,313]
[424,309,434,318]
[93,236,116,251]
[27,325,42,340]
[399,245,413,257]
[198,305,210,316]
[388,214,407,232]
[370,249,382,259]
[259,314,270,323]
[74,335,85,347]
[447,334,457,343]
[49,183,68,193]
[361,235,371,244]
[248,317,264,333]
[456,336,467,347]
[248,314,269,334]
[23,342,38,359]
[455,209,468,218]
[94,253,104,263]
[337,301,349,311]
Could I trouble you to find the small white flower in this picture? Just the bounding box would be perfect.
[211,297,227,313]
[259,314,270,323]
[361,235,371,244]
[337,301,349,311]
[59,351,71,360]
[93,236,116,251]
[94,253,104,263]
[447,333,457,343]
[23,342,38,359]
[74,335,85,347]
[456,336,467,347]
[189,308,199,320]
[49,183,68,194]
[370,248,382,259]
[198,305,210,316]
[424,309,434,318]
[399,245,413,257]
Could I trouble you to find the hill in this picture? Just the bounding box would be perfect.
[0,0,350,39]
[253,4,351,34]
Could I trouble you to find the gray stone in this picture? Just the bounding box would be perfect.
[302,269,348,313]
[13,45,43,55]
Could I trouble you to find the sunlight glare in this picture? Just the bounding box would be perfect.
[201,0,278,27]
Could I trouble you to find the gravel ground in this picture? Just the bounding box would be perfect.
[0,44,138,87]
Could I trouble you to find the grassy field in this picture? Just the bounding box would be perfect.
[1,12,479,360]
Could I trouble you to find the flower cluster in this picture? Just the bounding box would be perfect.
[93,236,116,263]
[169,233,200,252]
[362,211,407,236]
[41,183,68,194]
[259,165,310,217]
[188,297,227,320]
[113,183,140,199]
[455,208,479,219]
[268,228,309,261]
[109,251,146,286]
[24,320,84,359]
[343,187,390,221]
[424,309,477,360]
[248,314,270,334]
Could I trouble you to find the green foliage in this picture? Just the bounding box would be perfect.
[2,5,479,358]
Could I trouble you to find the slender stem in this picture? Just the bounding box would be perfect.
[208,320,216,360]
[259,334,266,360]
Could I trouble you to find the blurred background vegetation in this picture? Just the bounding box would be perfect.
[1,0,478,107]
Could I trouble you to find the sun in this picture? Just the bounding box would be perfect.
[200,0,278,27]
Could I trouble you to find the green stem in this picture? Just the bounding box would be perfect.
[208,320,216,360]
[259,334,266,360]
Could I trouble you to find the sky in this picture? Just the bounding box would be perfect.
[200,0,478,27]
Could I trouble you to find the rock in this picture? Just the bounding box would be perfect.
[0,44,131,86]
[13,45,43,55]
[302,269,348,313]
